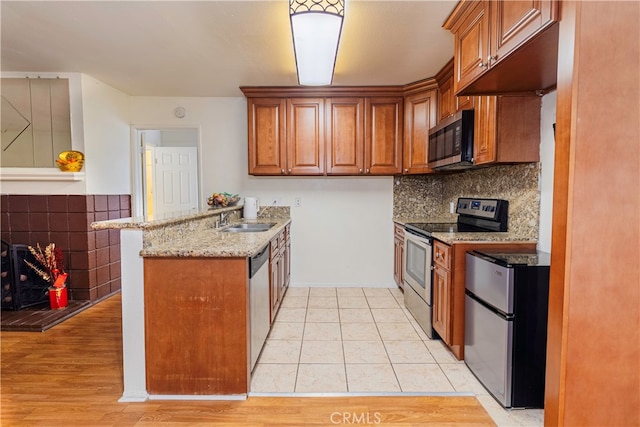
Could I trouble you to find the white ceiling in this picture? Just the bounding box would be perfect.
[1,1,457,97]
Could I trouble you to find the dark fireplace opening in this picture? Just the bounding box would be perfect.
[1,241,50,310]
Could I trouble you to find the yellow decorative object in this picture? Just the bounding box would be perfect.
[56,150,84,172]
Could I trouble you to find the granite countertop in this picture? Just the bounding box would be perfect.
[393,217,536,245]
[140,218,291,258]
[91,205,242,230]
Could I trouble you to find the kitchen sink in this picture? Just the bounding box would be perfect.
[221,223,276,233]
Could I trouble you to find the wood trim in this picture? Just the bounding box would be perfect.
[240,86,405,98]
[434,58,454,85]
[241,82,439,99]
[442,0,476,32]
[545,1,640,425]
[402,78,439,97]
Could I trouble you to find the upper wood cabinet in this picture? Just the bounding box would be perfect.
[444,0,559,95]
[432,59,541,167]
[247,98,286,175]
[437,75,455,123]
[287,98,325,175]
[402,82,437,175]
[326,97,365,175]
[326,97,402,175]
[473,95,541,165]
[435,59,474,123]
[365,97,403,175]
[243,87,404,176]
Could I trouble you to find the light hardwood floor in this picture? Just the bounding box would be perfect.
[1,293,495,426]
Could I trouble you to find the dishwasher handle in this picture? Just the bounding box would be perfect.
[250,244,270,278]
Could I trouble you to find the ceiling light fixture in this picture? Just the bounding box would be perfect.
[289,0,345,86]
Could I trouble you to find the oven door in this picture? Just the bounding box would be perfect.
[403,230,432,305]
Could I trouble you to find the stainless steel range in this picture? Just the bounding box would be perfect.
[402,197,509,338]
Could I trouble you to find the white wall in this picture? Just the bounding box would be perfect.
[243,177,395,287]
[81,74,131,195]
[129,96,397,287]
[538,91,556,253]
[0,73,131,195]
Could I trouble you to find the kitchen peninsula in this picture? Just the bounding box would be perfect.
[92,205,291,401]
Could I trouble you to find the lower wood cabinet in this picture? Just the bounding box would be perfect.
[432,263,451,344]
[144,257,249,395]
[431,240,536,360]
[393,223,405,289]
[270,226,291,322]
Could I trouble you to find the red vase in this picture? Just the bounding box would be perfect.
[49,286,68,310]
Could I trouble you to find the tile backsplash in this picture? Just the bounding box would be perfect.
[394,163,540,239]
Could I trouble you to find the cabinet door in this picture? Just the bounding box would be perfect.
[437,77,455,123]
[247,98,286,175]
[432,264,451,344]
[473,95,497,165]
[394,236,402,287]
[326,98,365,175]
[287,98,325,175]
[270,252,281,323]
[490,0,557,63]
[277,251,285,306]
[453,1,490,93]
[284,231,291,290]
[365,97,403,175]
[473,95,540,166]
[403,90,436,174]
[456,94,474,112]
[393,236,405,289]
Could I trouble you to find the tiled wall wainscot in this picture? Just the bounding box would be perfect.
[1,194,131,302]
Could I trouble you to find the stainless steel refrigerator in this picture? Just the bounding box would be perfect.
[464,249,550,408]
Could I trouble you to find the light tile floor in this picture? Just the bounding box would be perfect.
[250,286,544,426]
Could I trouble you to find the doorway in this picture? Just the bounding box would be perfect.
[131,127,201,219]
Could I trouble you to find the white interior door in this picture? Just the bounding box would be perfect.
[153,146,199,217]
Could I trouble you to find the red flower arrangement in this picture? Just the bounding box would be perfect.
[24,243,67,288]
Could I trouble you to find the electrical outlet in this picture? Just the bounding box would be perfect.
[295,197,302,207]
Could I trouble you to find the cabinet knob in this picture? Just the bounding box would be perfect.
[478,62,486,68]
[281,169,285,174]
[288,169,292,174]
[359,168,363,174]
[404,168,409,173]
[487,55,497,65]
[366,169,370,174]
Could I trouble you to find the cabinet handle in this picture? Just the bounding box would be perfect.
[366,169,370,174]
[281,169,285,174]
[478,62,486,68]
[288,169,292,174]
[404,168,409,173]
[359,168,363,174]
[487,55,497,65]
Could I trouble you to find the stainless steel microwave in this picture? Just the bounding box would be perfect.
[428,110,474,170]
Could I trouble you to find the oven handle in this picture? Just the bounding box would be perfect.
[404,227,433,243]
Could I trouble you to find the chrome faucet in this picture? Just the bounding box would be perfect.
[219,212,230,226]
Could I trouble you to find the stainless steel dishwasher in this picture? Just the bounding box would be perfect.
[249,244,270,371]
